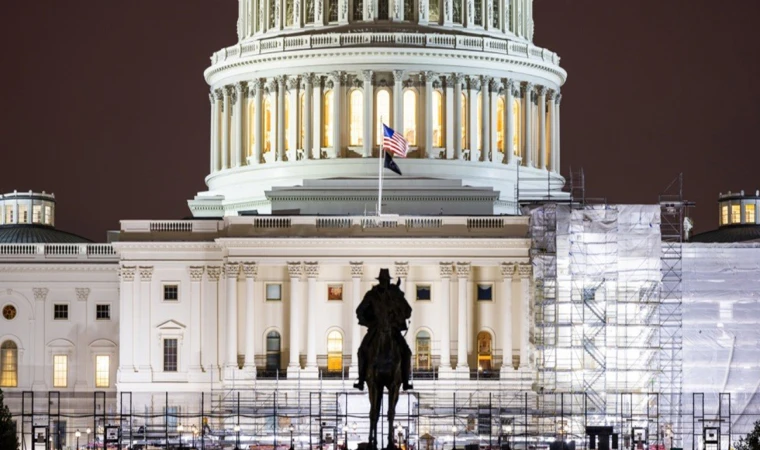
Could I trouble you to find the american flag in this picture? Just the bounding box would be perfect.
[382,124,409,158]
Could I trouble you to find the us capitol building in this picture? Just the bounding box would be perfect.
[2,2,759,450]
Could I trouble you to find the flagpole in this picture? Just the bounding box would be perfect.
[378,119,384,216]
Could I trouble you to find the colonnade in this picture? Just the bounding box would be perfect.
[209,72,561,174]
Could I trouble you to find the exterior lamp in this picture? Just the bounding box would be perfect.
[451,426,457,450]
[177,424,184,449]
[192,424,198,448]
[289,423,295,450]
[86,428,92,448]
[75,430,81,450]
[234,424,241,450]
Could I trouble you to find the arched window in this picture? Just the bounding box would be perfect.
[476,92,482,150]
[323,90,333,147]
[284,92,291,150]
[403,90,417,145]
[266,331,281,371]
[477,331,492,371]
[432,91,444,148]
[327,330,343,372]
[512,98,521,157]
[0,341,18,387]
[376,90,391,145]
[460,93,467,149]
[264,96,273,153]
[496,97,505,153]
[299,92,306,149]
[415,331,431,371]
[349,90,364,146]
[248,100,256,157]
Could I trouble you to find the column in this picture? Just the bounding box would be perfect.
[518,263,531,368]
[31,288,48,388]
[233,82,246,167]
[481,76,491,162]
[304,262,320,371]
[331,73,342,157]
[287,77,299,160]
[225,263,240,374]
[303,73,314,158]
[205,266,222,372]
[538,86,547,170]
[287,262,303,370]
[453,74,463,159]
[393,70,404,133]
[222,87,231,169]
[350,262,364,373]
[445,75,455,157]
[467,78,478,155]
[499,263,514,372]
[505,79,515,164]
[363,70,374,157]
[209,92,218,173]
[423,72,434,159]
[455,262,470,371]
[489,79,498,163]
[555,93,562,173]
[439,263,452,370]
[313,77,323,157]
[547,90,556,172]
[523,83,533,167]
[118,269,135,373]
[252,80,264,164]
[189,266,205,373]
[138,266,153,372]
[277,76,286,162]
[214,90,223,171]
[242,263,258,375]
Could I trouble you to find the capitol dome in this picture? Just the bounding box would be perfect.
[189,0,567,216]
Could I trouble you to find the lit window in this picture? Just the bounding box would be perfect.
[53,355,67,388]
[476,92,482,150]
[477,331,492,371]
[53,304,68,320]
[19,205,28,223]
[285,0,294,26]
[327,284,343,301]
[266,284,282,301]
[4,206,12,223]
[2,305,16,320]
[477,284,493,301]
[403,90,417,145]
[512,98,521,156]
[731,205,741,224]
[416,285,431,301]
[432,91,443,147]
[328,0,338,21]
[32,205,42,223]
[248,101,256,157]
[305,0,315,23]
[376,90,391,145]
[96,304,110,320]
[163,285,178,301]
[284,92,291,150]
[496,97,505,153]
[429,0,440,22]
[1,341,18,387]
[323,90,333,147]
[415,331,431,370]
[461,93,467,148]
[746,204,756,223]
[44,206,52,225]
[163,339,178,372]
[268,0,276,28]
[96,355,110,387]
[349,90,364,146]
[299,92,305,149]
[721,205,729,225]
[266,331,281,370]
[264,96,273,154]
[327,330,343,372]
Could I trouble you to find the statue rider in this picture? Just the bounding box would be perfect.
[353,268,414,391]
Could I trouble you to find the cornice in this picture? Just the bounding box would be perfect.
[217,238,531,248]
[112,242,220,251]
[0,265,118,273]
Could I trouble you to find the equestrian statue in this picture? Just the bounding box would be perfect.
[354,268,414,450]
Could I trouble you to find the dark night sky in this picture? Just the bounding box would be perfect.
[1,1,759,241]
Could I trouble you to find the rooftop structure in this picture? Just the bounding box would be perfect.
[690,190,760,243]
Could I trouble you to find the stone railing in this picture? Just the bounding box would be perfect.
[227,215,519,230]
[210,32,560,67]
[120,220,222,234]
[0,243,118,261]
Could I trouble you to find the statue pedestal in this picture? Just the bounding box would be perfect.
[300,366,320,379]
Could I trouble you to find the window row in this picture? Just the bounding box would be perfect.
[720,203,757,226]
[2,204,53,225]
[243,0,527,34]
[260,282,493,302]
[0,341,110,388]
[42,304,112,321]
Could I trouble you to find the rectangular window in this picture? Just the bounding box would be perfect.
[94,304,110,320]
[327,284,343,301]
[721,205,729,225]
[746,204,756,223]
[477,284,493,301]
[19,205,28,223]
[416,285,431,301]
[53,304,68,320]
[266,284,282,301]
[4,206,12,223]
[163,339,178,372]
[32,205,42,223]
[731,204,741,224]
[44,206,52,225]
[95,355,110,387]
[163,284,179,301]
[53,355,67,387]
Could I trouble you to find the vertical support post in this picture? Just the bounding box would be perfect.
[362,71,374,157]
[303,73,315,158]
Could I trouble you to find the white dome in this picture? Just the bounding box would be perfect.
[189,0,566,216]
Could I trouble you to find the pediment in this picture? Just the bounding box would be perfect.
[156,319,186,330]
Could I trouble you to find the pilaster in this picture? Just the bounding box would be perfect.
[349,262,364,375]
[137,266,153,374]
[287,262,303,371]
[455,262,470,374]
[205,266,222,377]
[304,261,320,377]
[189,266,205,378]
[499,263,515,373]
[518,263,532,368]
[31,287,48,389]
[362,71,374,157]
[303,74,315,159]
[242,262,258,380]
[224,263,240,381]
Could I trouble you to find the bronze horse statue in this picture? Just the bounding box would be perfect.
[355,269,413,450]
